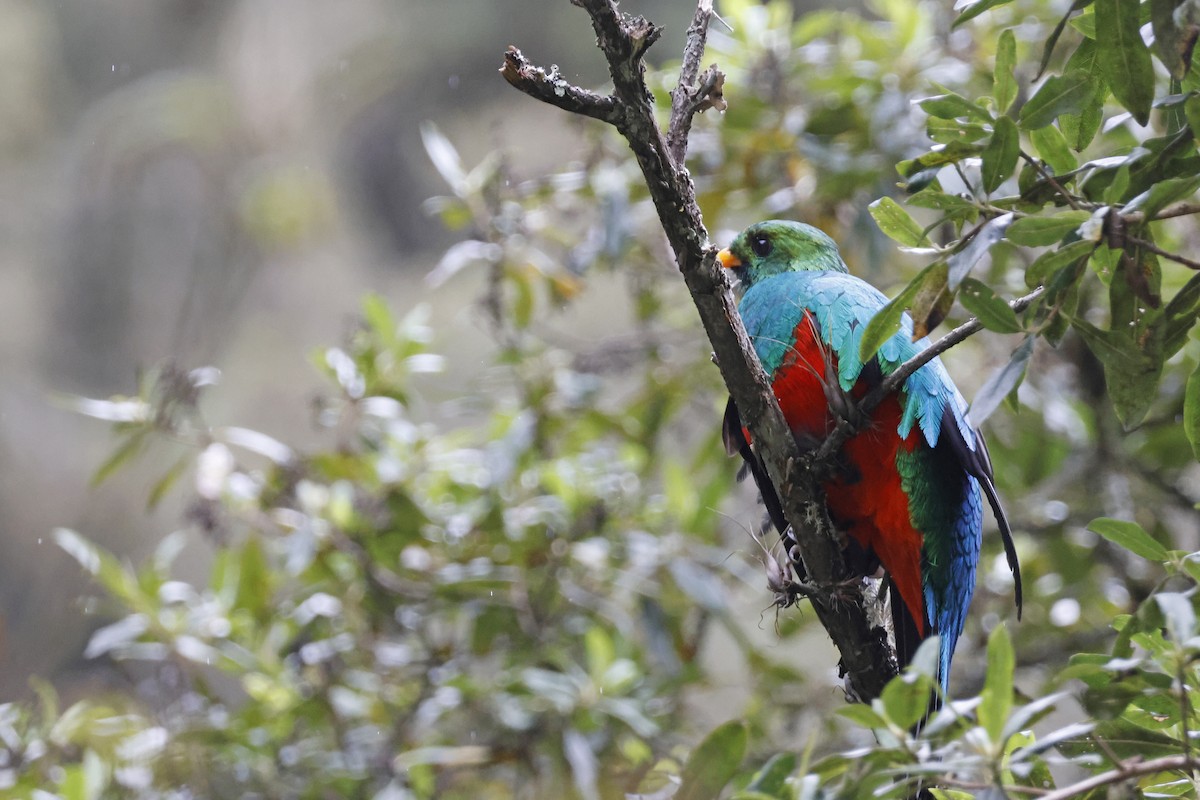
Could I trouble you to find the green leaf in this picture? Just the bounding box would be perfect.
[1070,317,1163,426]
[907,190,978,217]
[919,93,993,122]
[1166,273,1200,355]
[982,116,1020,193]
[742,753,797,798]
[1056,719,1181,760]
[859,265,936,362]
[869,197,929,246]
[881,673,933,731]
[994,30,1018,113]
[978,624,1015,742]
[1069,8,1097,38]
[836,704,888,729]
[896,141,984,176]
[959,279,1023,333]
[1087,518,1169,561]
[970,335,1034,425]
[1007,210,1093,246]
[1186,363,1200,462]
[948,213,1012,289]
[1095,0,1155,125]
[1059,38,1107,149]
[908,261,953,338]
[1029,124,1078,174]
[1123,175,1200,219]
[676,721,748,800]
[1038,0,1097,78]
[1019,71,1097,130]
[1186,94,1200,140]
[953,0,1018,27]
[90,430,150,488]
[1026,239,1095,286]
[1152,0,1200,79]
[146,454,191,511]
[926,117,991,144]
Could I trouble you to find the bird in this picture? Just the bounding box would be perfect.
[718,219,1021,694]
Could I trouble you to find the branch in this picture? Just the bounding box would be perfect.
[499,47,621,124]
[816,286,1045,463]
[1122,200,1200,224]
[666,0,726,164]
[503,0,899,701]
[1038,755,1200,800]
[1125,234,1200,271]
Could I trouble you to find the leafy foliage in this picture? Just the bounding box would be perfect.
[11,0,1200,798]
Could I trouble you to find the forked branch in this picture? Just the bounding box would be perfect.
[503,0,898,699]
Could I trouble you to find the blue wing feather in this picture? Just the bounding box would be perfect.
[740,271,978,453]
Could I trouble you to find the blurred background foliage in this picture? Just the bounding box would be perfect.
[3,0,1200,797]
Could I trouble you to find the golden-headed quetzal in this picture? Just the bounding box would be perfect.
[718,219,1021,693]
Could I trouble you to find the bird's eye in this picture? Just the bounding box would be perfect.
[750,235,772,257]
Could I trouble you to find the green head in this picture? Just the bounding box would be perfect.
[717,220,848,287]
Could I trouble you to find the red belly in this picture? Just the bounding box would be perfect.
[760,312,927,635]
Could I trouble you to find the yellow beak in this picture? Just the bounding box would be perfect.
[717,248,742,269]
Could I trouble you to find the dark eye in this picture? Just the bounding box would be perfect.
[750,234,772,257]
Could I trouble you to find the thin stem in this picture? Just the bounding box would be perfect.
[1038,755,1200,800]
[1122,200,1200,224]
[1020,150,1084,211]
[1125,234,1200,271]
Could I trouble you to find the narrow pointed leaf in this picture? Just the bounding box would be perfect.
[859,270,927,362]
[982,116,1020,193]
[954,0,1018,27]
[1029,124,1078,173]
[1096,0,1155,125]
[978,624,1015,742]
[1007,210,1092,246]
[1019,71,1097,130]
[743,753,797,797]
[1040,0,1097,78]
[919,93,993,122]
[994,29,1018,112]
[948,213,1013,288]
[1152,0,1200,79]
[1186,362,1200,461]
[1122,175,1200,219]
[882,673,933,731]
[676,721,748,800]
[970,335,1034,424]
[1070,318,1163,426]
[1026,239,1095,286]
[959,278,1023,333]
[1087,518,1169,561]
[909,262,953,339]
[869,197,929,247]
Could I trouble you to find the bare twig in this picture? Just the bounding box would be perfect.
[1038,755,1200,800]
[667,0,725,163]
[504,0,898,700]
[816,286,1045,462]
[1020,151,1085,211]
[1125,234,1200,271]
[499,47,621,124]
[1122,200,1200,225]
